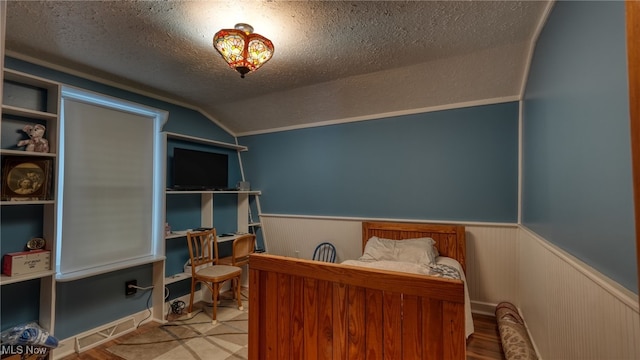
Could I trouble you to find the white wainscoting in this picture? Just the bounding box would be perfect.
[262,215,363,262]
[261,215,519,312]
[465,225,519,313]
[518,227,640,360]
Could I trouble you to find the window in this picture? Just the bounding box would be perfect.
[56,87,167,281]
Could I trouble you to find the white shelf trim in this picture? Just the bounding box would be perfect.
[165,272,191,285]
[0,149,56,157]
[0,270,55,286]
[165,231,240,242]
[4,68,61,89]
[165,132,247,151]
[1,199,56,206]
[165,190,261,195]
[2,104,58,120]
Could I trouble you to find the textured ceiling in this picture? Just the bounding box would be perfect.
[4,1,550,136]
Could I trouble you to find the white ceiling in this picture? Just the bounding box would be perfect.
[4,1,551,136]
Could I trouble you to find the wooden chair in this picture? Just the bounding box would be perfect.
[218,233,256,267]
[218,233,256,295]
[185,228,242,324]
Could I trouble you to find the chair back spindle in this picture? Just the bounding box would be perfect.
[313,242,337,263]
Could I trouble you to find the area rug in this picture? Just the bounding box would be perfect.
[107,299,248,360]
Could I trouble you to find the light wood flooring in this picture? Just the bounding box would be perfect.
[60,311,504,360]
[466,313,507,360]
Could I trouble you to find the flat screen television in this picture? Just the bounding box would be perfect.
[172,148,228,190]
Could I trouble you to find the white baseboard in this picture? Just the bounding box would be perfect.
[470,300,498,316]
[52,309,154,359]
[515,303,543,360]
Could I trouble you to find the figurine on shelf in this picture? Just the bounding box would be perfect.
[17,124,49,153]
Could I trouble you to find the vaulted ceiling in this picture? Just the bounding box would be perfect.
[4,1,551,136]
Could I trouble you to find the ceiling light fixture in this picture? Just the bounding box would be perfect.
[213,23,274,78]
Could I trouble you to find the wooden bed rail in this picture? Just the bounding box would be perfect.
[248,253,466,360]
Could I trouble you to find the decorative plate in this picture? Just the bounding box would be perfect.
[27,237,46,250]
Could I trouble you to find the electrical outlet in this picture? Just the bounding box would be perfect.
[125,279,137,296]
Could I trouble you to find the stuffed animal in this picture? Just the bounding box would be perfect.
[17,124,49,153]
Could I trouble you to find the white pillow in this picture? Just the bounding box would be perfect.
[360,236,438,265]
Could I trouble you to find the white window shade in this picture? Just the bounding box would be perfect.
[57,88,167,281]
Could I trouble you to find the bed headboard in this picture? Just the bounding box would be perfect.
[362,221,466,273]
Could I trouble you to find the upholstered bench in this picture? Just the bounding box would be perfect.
[495,302,538,360]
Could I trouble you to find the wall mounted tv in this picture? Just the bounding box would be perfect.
[172,148,228,190]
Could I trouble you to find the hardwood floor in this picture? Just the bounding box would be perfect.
[59,321,162,360]
[466,313,507,360]
[61,312,505,360]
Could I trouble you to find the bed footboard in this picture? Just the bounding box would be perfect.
[248,254,466,360]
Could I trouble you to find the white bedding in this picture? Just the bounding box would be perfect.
[341,256,475,339]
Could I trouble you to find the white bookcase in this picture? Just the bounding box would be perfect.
[151,132,263,321]
[0,68,61,333]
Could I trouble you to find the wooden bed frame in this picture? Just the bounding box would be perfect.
[248,221,467,359]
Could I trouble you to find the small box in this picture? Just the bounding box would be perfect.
[2,250,51,276]
[237,181,250,191]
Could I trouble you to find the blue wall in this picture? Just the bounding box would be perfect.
[2,57,243,337]
[522,2,637,293]
[1,280,41,332]
[55,264,153,338]
[240,102,519,223]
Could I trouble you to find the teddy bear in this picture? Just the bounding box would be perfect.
[17,124,49,153]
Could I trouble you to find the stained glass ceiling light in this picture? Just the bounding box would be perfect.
[213,23,274,78]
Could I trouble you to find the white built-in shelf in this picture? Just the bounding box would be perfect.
[4,68,60,91]
[1,200,55,206]
[165,231,245,242]
[165,272,191,285]
[165,190,261,195]
[215,234,247,242]
[2,105,58,121]
[1,67,61,334]
[0,270,55,286]
[165,232,187,240]
[165,132,248,151]
[0,149,56,157]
